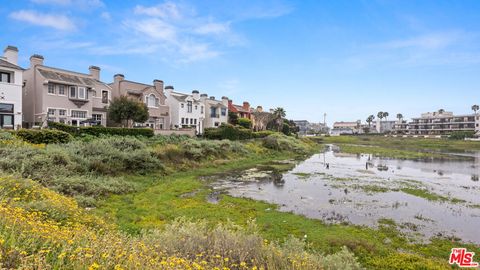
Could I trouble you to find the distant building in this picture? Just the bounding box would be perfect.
[332,121,362,134]
[372,119,397,133]
[252,106,273,131]
[165,87,205,134]
[0,46,23,130]
[293,120,329,135]
[407,111,477,135]
[203,95,229,129]
[330,127,354,135]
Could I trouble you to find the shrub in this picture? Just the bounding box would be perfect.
[253,130,276,138]
[204,124,253,140]
[238,118,252,129]
[262,133,309,154]
[15,129,72,144]
[48,121,154,137]
[449,131,475,140]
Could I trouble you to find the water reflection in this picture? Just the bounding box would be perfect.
[210,147,480,244]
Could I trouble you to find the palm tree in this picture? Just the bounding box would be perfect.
[273,107,286,132]
[396,113,403,122]
[472,104,479,115]
[377,111,384,122]
[366,115,375,127]
[382,112,389,121]
[438,109,445,114]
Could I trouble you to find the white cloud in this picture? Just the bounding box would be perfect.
[100,11,111,20]
[134,2,183,20]
[30,0,104,9]
[194,22,230,35]
[127,18,177,41]
[379,32,463,50]
[9,10,76,31]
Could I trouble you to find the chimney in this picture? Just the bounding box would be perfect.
[192,90,200,100]
[164,85,174,96]
[30,54,44,68]
[209,96,215,100]
[221,96,229,106]
[153,79,164,93]
[269,109,274,113]
[200,93,208,101]
[4,46,18,65]
[89,66,100,80]
[256,106,263,112]
[242,101,250,111]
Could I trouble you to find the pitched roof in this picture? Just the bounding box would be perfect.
[0,58,24,70]
[233,105,250,113]
[38,68,98,86]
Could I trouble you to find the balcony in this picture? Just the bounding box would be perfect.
[69,97,89,108]
[210,114,220,118]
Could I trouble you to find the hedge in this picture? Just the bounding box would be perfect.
[204,124,280,140]
[15,129,73,144]
[48,122,154,137]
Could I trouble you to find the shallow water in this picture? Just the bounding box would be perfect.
[210,146,480,244]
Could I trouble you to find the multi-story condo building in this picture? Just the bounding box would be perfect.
[293,120,329,135]
[165,87,206,134]
[0,46,23,130]
[203,95,229,128]
[408,111,477,135]
[23,54,111,127]
[372,119,397,133]
[110,74,170,130]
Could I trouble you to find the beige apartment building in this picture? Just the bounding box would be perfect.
[23,55,111,127]
[110,74,170,130]
[407,111,477,135]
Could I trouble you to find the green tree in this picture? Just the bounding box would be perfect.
[472,104,479,115]
[377,111,384,122]
[273,107,287,132]
[382,112,389,121]
[228,112,238,125]
[438,109,445,114]
[366,115,375,127]
[108,96,149,128]
[396,113,403,122]
[237,118,252,129]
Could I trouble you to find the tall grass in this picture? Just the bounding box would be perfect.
[0,176,361,269]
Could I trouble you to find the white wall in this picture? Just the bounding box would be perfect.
[0,66,23,129]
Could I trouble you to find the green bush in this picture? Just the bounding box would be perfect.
[15,129,72,144]
[204,124,253,140]
[262,133,308,154]
[237,118,252,129]
[449,131,475,140]
[48,122,154,137]
[253,130,276,138]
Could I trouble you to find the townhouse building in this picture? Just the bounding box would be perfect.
[228,100,252,119]
[0,46,23,130]
[332,121,362,134]
[407,111,477,135]
[372,119,396,133]
[23,55,111,127]
[109,74,170,130]
[165,87,206,134]
[203,95,229,128]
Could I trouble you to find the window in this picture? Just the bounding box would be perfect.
[181,118,185,124]
[92,114,102,122]
[69,86,76,98]
[102,90,109,104]
[0,103,14,113]
[210,107,217,118]
[147,94,157,107]
[71,110,87,118]
[58,85,65,95]
[195,105,198,110]
[190,118,193,125]
[78,87,86,99]
[48,84,55,94]
[59,109,66,116]
[59,118,66,124]
[47,108,56,116]
[187,101,192,113]
[215,122,219,127]
[221,108,227,116]
[181,103,184,108]
[201,106,204,113]
[194,119,197,125]
[0,72,11,83]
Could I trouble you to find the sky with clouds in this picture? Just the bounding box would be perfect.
[1,0,480,125]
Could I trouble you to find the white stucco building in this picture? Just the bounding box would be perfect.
[0,46,23,130]
[165,87,206,134]
[203,95,228,128]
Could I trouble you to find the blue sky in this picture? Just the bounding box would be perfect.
[2,0,480,125]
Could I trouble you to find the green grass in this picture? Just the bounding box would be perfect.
[335,144,452,159]
[321,135,480,153]
[95,155,477,269]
